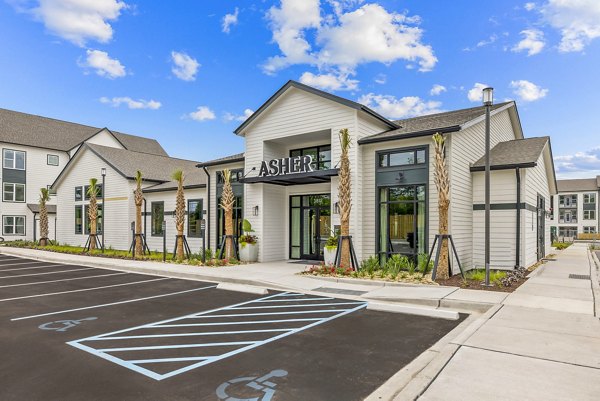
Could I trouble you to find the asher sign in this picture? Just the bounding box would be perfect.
[259,155,314,177]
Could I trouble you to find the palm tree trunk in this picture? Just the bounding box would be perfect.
[433,133,450,280]
[338,129,352,269]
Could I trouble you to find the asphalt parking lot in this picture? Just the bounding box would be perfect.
[0,254,465,401]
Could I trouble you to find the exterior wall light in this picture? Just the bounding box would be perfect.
[334,202,340,215]
[253,205,259,216]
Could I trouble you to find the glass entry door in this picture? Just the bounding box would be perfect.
[290,194,331,260]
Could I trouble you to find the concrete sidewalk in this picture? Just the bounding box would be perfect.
[0,246,501,313]
[404,242,600,401]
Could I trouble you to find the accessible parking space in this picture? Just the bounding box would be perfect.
[0,255,466,401]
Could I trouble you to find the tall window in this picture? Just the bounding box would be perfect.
[378,185,426,261]
[217,196,243,247]
[3,216,25,235]
[75,187,83,201]
[3,149,25,170]
[151,202,164,236]
[3,183,25,202]
[75,206,83,234]
[290,145,331,170]
[187,199,203,238]
[84,204,103,234]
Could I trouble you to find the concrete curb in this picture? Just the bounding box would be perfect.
[588,249,600,318]
[303,274,454,289]
[216,282,269,295]
[367,302,460,320]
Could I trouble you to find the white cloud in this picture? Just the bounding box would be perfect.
[222,7,239,33]
[430,84,447,96]
[263,1,436,75]
[188,106,216,121]
[512,29,545,55]
[12,0,127,46]
[464,34,498,52]
[554,146,600,178]
[170,51,200,81]
[299,71,358,91]
[374,74,386,84]
[99,96,161,109]
[541,0,600,52]
[524,2,536,11]
[358,93,443,120]
[80,49,126,78]
[224,108,254,122]
[510,79,548,102]
[467,83,490,103]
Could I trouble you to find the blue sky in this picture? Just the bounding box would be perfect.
[1,0,599,178]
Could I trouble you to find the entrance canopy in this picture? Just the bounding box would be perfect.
[242,169,338,186]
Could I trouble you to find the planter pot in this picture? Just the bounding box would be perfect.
[324,246,337,266]
[239,242,258,262]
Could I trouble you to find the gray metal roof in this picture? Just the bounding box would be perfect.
[196,153,245,168]
[471,137,550,171]
[358,102,512,144]
[0,108,167,156]
[234,80,398,135]
[556,177,600,192]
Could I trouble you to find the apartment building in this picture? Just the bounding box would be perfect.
[550,176,600,240]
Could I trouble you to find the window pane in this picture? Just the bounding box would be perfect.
[290,150,301,157]
[188,200,202,237]
[152,203,164,235]
[303,148,318,170]
[15,184,25,202]
[389,151,414,166]
[75,187,82,201]
[48,154,59,166]
[3,150,14,168]
[75,206,83,234]
[15,217,25,234]
[378,154,387,167]
[416,150,426,164]
[389,186,415,201]
[15,152,25,169]
[319,146,331,163]
[3,183,14,201]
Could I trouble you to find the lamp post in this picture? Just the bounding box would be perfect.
[101,167,106,253]
[482,87,494,286]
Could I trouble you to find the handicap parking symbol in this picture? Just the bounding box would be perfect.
[216,369,288,401]
[38,317,97,332]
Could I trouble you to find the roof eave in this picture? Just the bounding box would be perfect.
[470,162,537,172]
[357,125,460,145]
[195,157,245,168]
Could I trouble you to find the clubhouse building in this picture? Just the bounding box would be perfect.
[2,81,557,273]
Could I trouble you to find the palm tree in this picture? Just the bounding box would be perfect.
[134,170,144,258]
[433,133,450,280]
[220,169,235,259]
[38,187,50,246]
[338,128,353,269]
[173,169,186,261]
[87,178,99,251]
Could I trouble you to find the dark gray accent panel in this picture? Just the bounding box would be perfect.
[473,202,537,212]
[583,203,596,211]
[3,168,26,184]
[376,167,428,187]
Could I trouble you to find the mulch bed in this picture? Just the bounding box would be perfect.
[436,274,528,293]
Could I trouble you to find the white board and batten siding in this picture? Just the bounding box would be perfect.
[242,87,361,262]
[452,108,520,271]
[0,142,67,241]
[55,148,134,250]
[143,188,207,254]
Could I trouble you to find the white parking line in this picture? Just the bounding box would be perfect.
[0,267,93,279]
[0,261,50,267]
[254,297,333,302]
[0,277,169,302]
[153,318,322,328]
[11,285,217,321]
[0,264,67,272]
[0,272,129,288]
[87,328,292,341]
[228,302,364,310]
[187,310,355,318]
[98,341,256,352]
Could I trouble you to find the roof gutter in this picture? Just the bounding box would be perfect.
[195,157,245,168]
[470,162,537,172]
[357,125,461,145]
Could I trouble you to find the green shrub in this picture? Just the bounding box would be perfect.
[360,255,380,274]
[325,236,338,248]
[466,269,507,284]
[417,253,433,273]
[552,242,572,250]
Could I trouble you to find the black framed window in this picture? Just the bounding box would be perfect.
[3,215,25,236]
[378,149,426,168]
[84,204,103,234]
[216,169,244,184]
[3,149,26,170]
[584,210,596,220]
[188,199,203,237]
[84,184,103,200]
[290,145,331,170]
[75,206,83,234]
[75,187,83,201]
[3,183,25,202]
[151,202,164,236]
[47,154,59,166]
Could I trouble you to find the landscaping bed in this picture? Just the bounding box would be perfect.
[0,241,241,267]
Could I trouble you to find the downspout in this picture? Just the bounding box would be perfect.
[202,166,211,250]
[143,198,147,236]
[515,168,521,269]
